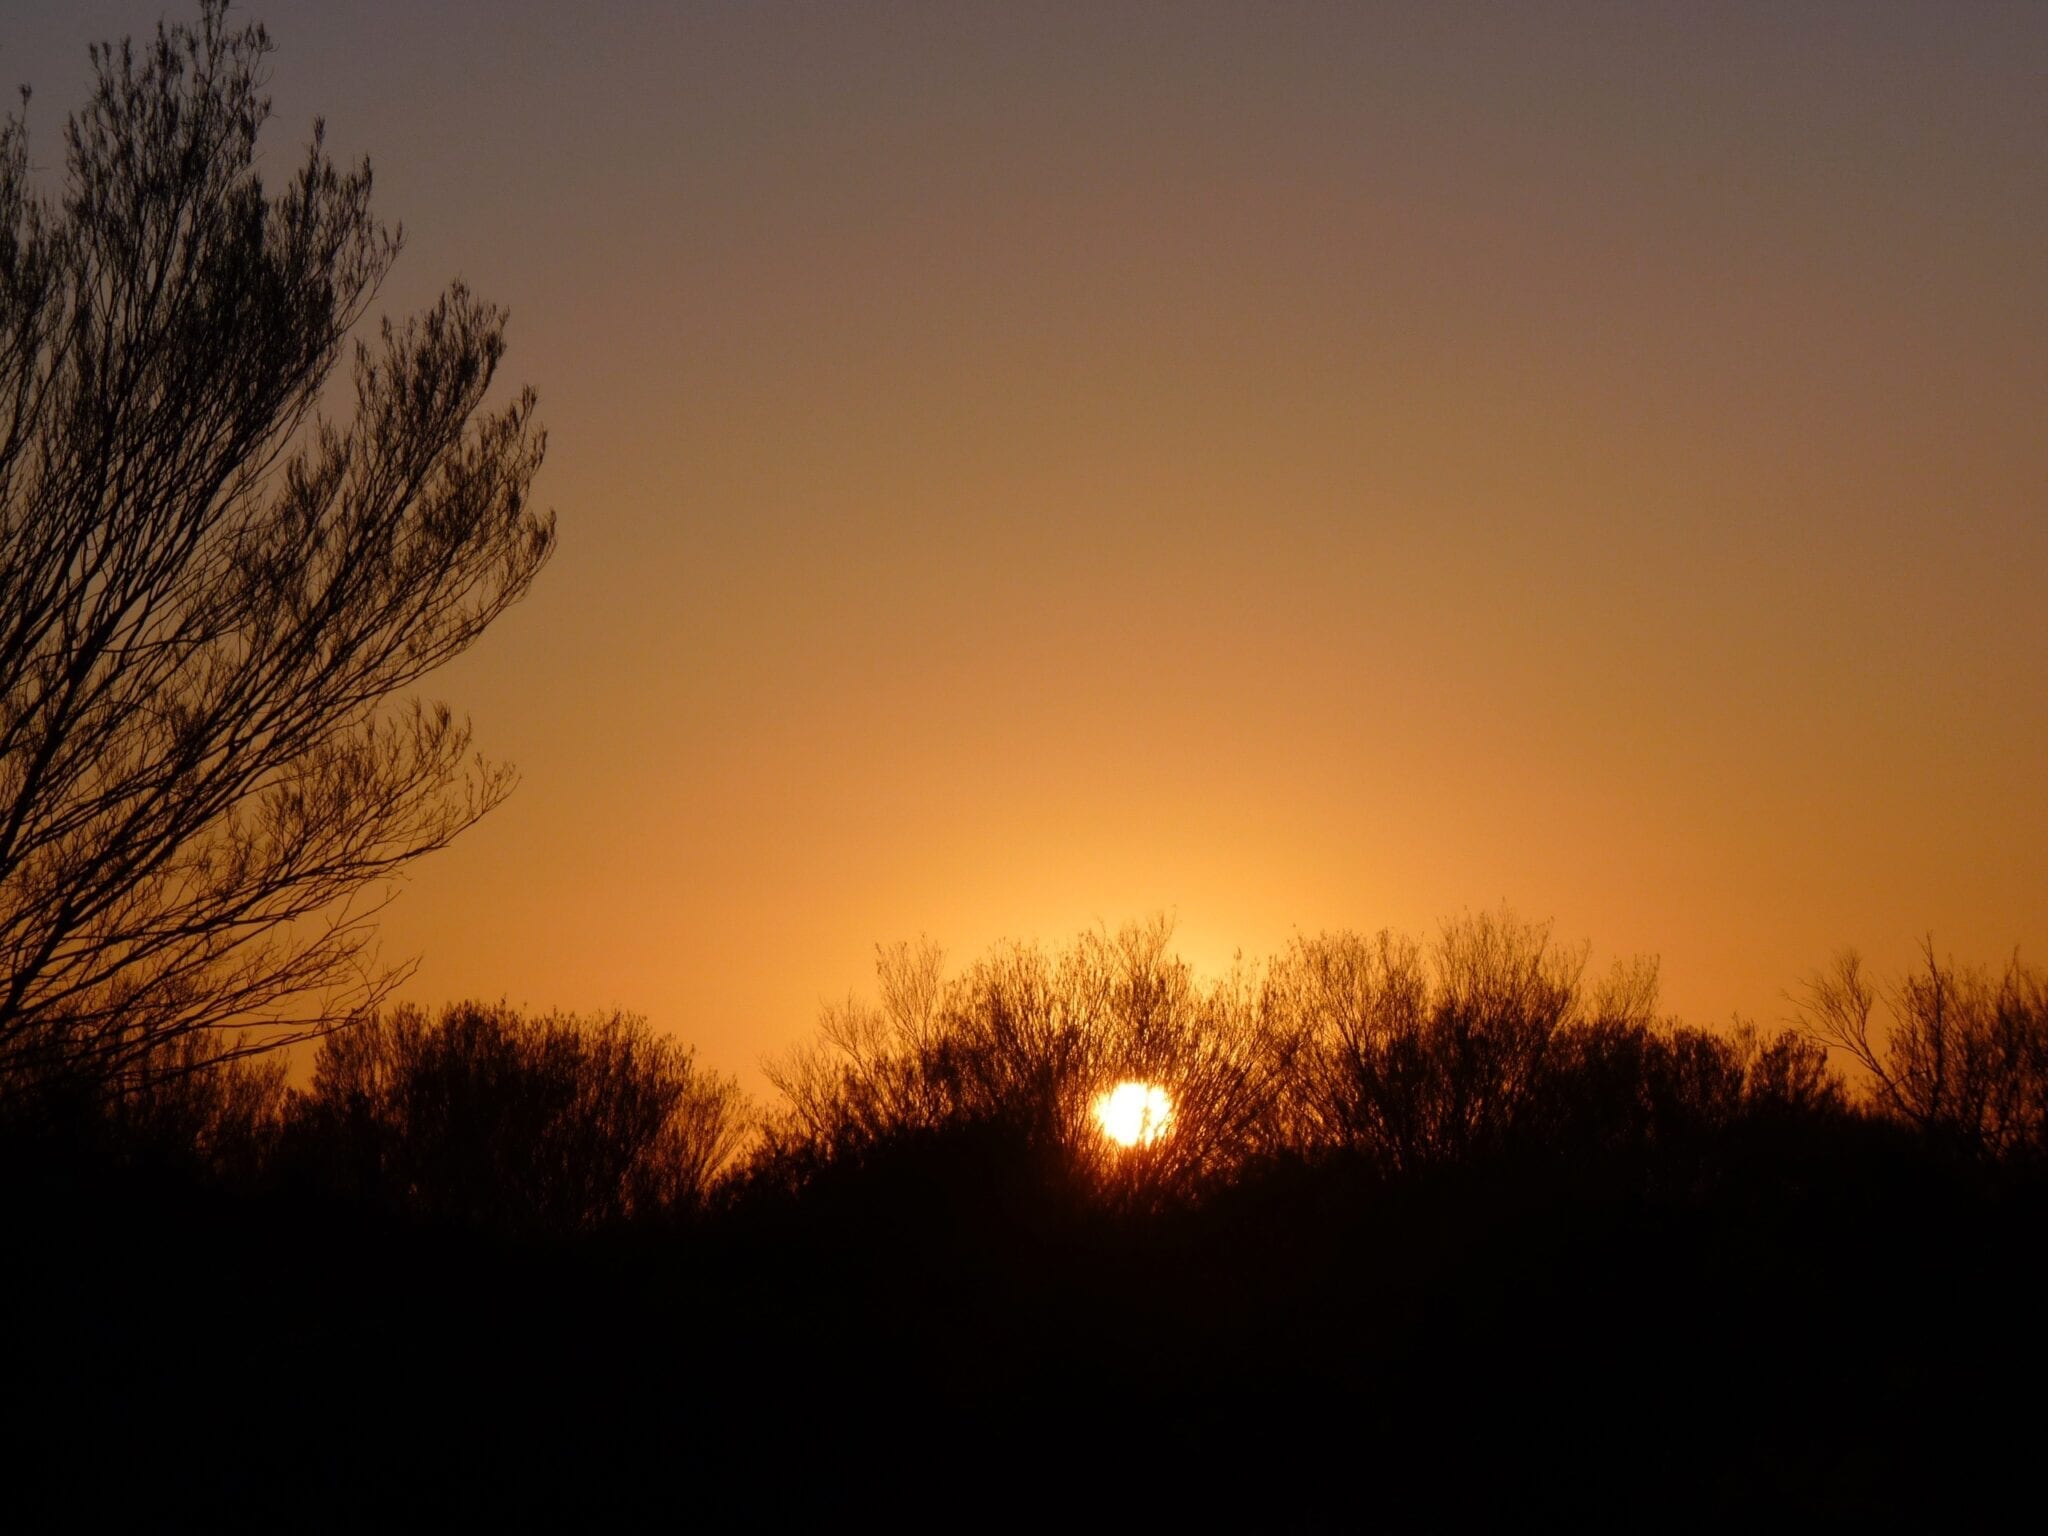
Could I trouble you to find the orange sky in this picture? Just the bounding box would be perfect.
[12,2,2045,1090]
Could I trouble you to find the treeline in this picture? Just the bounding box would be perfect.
[7,914,2047,1525]
[5,1001,747,1237]
[754,914,1865,1204]
[9,912,2046,1231]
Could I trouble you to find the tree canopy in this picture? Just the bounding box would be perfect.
[0,2,554,1095]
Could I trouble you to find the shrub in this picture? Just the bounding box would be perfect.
[292,1002,747,1234]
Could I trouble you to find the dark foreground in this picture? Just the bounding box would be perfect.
[8,1126,2043,1530]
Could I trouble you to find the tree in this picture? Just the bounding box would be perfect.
[0,5,554,1097]
[1266,912,1597,1172]
[1797,941,2047,1159]
[757,919,1299,1205]
[1266,910,1842,1176]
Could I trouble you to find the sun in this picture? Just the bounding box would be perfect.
[1092,1080,1175,1148]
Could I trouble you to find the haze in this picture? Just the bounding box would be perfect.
[8,1,2041,1089]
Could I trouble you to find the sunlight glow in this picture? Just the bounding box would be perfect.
[1092,1080,1175,1148]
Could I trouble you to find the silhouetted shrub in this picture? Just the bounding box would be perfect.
[290,1001,747,1234]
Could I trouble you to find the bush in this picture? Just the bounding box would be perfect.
[290,1002,747,1234]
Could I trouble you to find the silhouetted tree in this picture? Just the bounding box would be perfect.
[1268,912,1598,1170]
[293,1002,747,1233]
[100,1026,289,1178]
[1,1019,290,1177]
[0,4,553,1100]
[1267,910,1841,1177]
[1798,941,2048,1159]
[759,919,1296,1204]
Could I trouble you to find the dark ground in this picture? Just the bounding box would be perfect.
[7,1121,2043,1530]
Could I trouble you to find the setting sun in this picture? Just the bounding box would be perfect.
[1092,1081,1175,1148]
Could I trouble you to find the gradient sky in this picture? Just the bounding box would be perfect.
[8,2,2044,1089]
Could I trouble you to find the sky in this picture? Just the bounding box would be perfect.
[7,2,2044,1090]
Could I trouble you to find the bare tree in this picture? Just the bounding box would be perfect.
[1267,911,1593,1172]
[759,919,1300,1203]
[0,5,554,1095]
[757,909,1874,1207]
[1797,941,2048,1158]
[1267,910,1838,1174]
